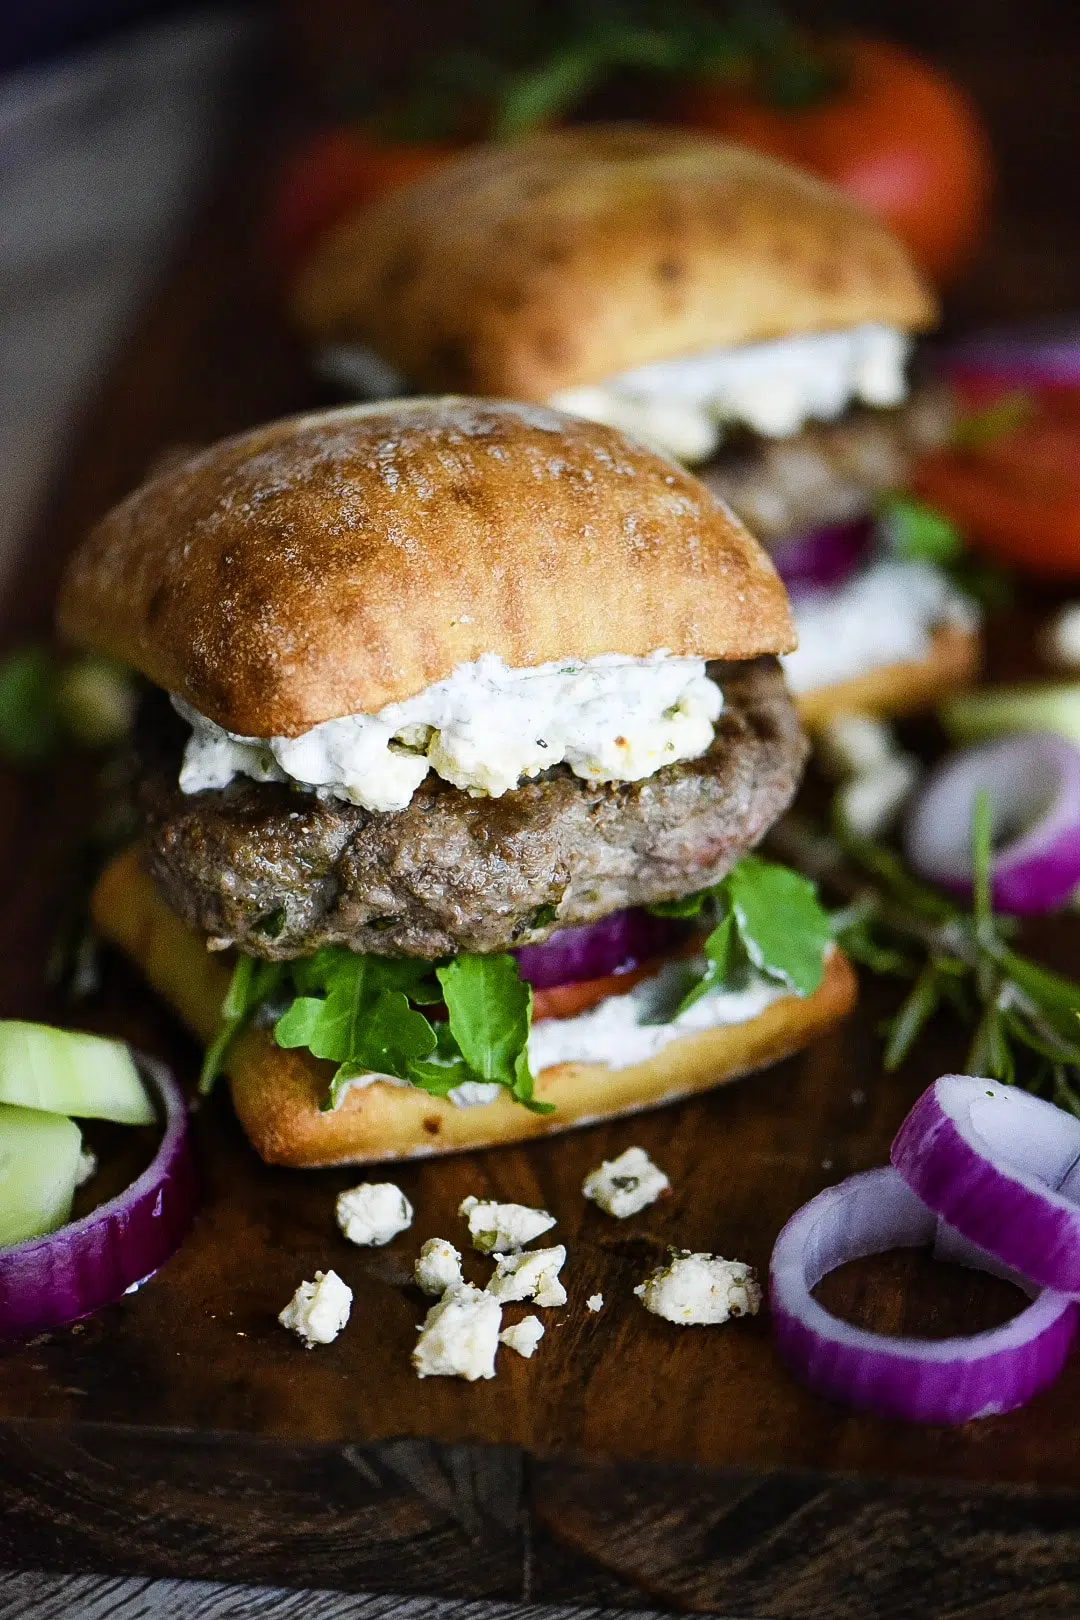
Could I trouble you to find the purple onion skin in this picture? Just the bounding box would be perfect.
[768,1166,1078,1426]
[770,1285,1077,1425]
[931,829,1080,916]
[513,907,684,989]
[0,1055,198,1340]
[892,1082,1080,1295]
[770,518,874,599]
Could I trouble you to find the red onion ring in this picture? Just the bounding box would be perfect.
[769,1165,1077,1424]
[769,518,874,598]
[0,1053,198,1340]
[903,732,1080,914]
[892,1074,1080,1296]
[513,907,683,990]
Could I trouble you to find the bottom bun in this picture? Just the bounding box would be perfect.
[795,624,980,729]
[92,848,857,1168]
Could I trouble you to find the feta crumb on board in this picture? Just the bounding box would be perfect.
[499,1315,545,1359]
[336,1182,413,1247]
[582,1146,670,1218]
[1043,602,1080,668]
[278,1270,353,1347]
[635,1252,761,1326]
[486,1245,567,1307]
[586,1294,604,1313]
[459,1195,556,1253]
[836,754,920,841]
[413,1283,502,1380]
[814,714,897,780]
[414,1237,464,1297]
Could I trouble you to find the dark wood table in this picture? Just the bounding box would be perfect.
[2,16,1080,1616]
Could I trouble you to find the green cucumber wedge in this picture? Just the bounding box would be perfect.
[942,684,1080,746]
[0,1023,154,1125]
[0,1103,82,1246]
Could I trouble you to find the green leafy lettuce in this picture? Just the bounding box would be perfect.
[651,853,831,1015]
[203,946,551,1114]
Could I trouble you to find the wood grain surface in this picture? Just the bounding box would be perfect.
[2,14,1080,1617]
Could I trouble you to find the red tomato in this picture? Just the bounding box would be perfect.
[913,391,1080,579]
[268,128,456,282]
[531,960,660,1023]
[679,37,992,285]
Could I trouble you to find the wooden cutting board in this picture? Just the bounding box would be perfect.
[0,132,1079,1620]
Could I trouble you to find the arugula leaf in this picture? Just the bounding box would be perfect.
[200,955,287,1093]
[674,911,736,1015]
[274,955,439,1076]
[651,854,831,1008]
[880,494,963,567]
[437,953,553,1113]
[726,855,830,996]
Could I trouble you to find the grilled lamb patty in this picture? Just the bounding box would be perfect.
[137,657,807,961]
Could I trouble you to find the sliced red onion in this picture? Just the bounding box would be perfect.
[770,1165,1077,1424]
[892,1074,1080,1296]
[903,731,1080,914]
[769,518,874,598]
[939,322,1080,392]
[513,907,682,990]
[0,1054,198,1340]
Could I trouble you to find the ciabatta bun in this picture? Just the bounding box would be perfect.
[93,848,856,1168]
[292,125,936,400]
[57,398,793,738]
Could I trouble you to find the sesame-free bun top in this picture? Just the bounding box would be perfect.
[291,125,937,400]
[57,397,795,738]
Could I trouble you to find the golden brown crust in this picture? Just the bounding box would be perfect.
[291,125,936,398]
[796,623,981,728]
[58,398,793,737]
[92,847,856,1168]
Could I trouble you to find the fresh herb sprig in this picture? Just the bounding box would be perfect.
[772,795,1080,1116]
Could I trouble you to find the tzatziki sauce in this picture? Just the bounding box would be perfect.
[781,559,979,695]
[550,325,910,463]
[175,651,722,813]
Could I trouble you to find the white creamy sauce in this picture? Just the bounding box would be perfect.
[781,559,980,695]
[550,325,910,463]
[526,957,787,1072]
[176,651,722,813]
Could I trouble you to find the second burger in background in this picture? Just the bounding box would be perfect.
[292,125,980,725]
[59,399,854,1166]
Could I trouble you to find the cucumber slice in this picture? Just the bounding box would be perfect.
[0,1103,82,1246]
[942,684,1080,747]
[0,1023,154,1125]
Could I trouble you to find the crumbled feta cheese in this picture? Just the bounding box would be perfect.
[815,714,898,781]
[499,1315,545,1358]
[582,1146,670,1218]
[486,1245,567,1307]
[278,1270,353,1347]
[586,1294,604,1313]
[412,1283,502,1380]
[836,754,921,840]
[336,1182,414,1247]
[1043,602,1080,668]
[414,1238,464,1297]
[75,1147,98,1187]
[176,650,721,812]
[634,1252,761,1326]
[459,1195,556,1253]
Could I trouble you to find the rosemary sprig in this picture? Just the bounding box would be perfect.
[770,797,1080,1117]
